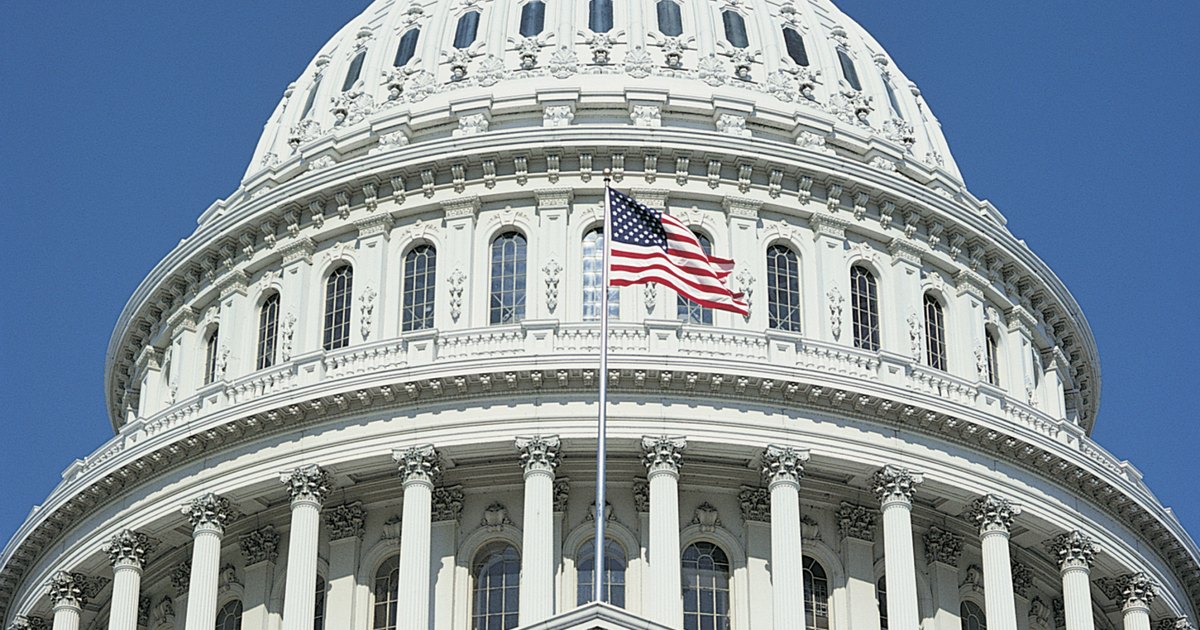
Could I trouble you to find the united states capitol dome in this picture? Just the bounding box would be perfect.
[4,1,1198,630]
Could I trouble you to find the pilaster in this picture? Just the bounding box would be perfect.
[924,526,964,630]
[838,502,881,630]
[238,525,280,630]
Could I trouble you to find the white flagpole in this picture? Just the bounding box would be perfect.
[593,177,613,602]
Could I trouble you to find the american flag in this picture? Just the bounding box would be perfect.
[608,187,749,315]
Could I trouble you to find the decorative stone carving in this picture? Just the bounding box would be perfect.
[828,89,873,126]
[395,444,440,484]
[9,616,48,630]
[547,46,579,79]
[288,119,323,148]
[281,464,333,504]
[45,572,90,607]
[553,478,569,512]
[660,36,687,68]
[907,309,924,362]
[432,485,465,522]
[837,502,877,541]
[1011,560,1032,597]
[644,283,657,314]
[404,69,437,102]
[586,31,616,64]
[762,444,808,485]
[966,494,1021,533]
[632,479,650,513]
[152,597,176,630]
[827,287,844,339]
[182,493,238,531]
[641,435,686,473]
[476,55,504,87]
[870,464,922,504]
[962,563,984,591]
[103,529,156,568]
[381,515,403,541]
[692,502,721,532]
[330,90,375,126]
[170,560,191,596]
[869,156,898,172]
[630,105,661,128]
[883,117,916,148]
[923,525,963,565]
[218,563,241,591]
[359,286,376,340]
[448,268,466,321]
[765,70,796,102]
[716,113,751,137]
[698,54,725,86]
[454,113,489,137]
[1046,530,1097,569]
[516,435,561,475]
[542,259,562,312]
[795,130,832,154]
[482,503,512,531]
[516,36,541,70]
[739,486,771,522]
[306,155,337,171]
[1156,619,1198,630]
[239,525,280,564]
[624,46,653,78]
[325,502,367,540]
[542,105,574,128]
[587,501,615,522]
[1111,572,1158,608]
[1028,597,1052,630]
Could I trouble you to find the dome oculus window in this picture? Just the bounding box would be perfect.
[342,50,366,91]
[656,0,683,37]
[883,77,903,116]
[473,542,521,630]
[394,28,420,66]
[215,600,243,630]
[767,244,802,332]
[453,11,481,49]
[803,555,830,630]
[323,265,353,351]
[204,327,220,385]
[722,10,749,48]
[678,232,713,325]
[300,77,322,119]
[783,27,809,66]
[402,245,437,332]
[682,542,731,630]
[960,601,987,630]
[588,0,613,33]
[924,293,947,370]
[373,555,400,630]
[837,49,862,90]
[490,232,528,325]
[519,1,546,37]
[576,538,626,607]
[256,293,280,370]
[582,228,619,321]
[850,265,880,351]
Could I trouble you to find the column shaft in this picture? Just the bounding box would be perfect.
[52,604,81,630]
[1061,566,1095,630]
[1121,605,1151,630]
[184,526,223,630]
[981,529,1018,630]
[770,479,804,629]
[519,468,555,623]
[398,479,433,630]
[648,469,682,627]
[281,498,322,630]
[108,563,143,630]
[881,499,920,630]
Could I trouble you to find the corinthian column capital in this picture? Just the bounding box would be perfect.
[641,435,686,475]
[1114,572,1158,610]
[45,571,106,609]
[1047,530,1098,571]
[280,464,333,506]
[393,444,441,485]
[515,435,561,476]
[102,529,157,569]
[181,493,239,534]
[966,494,1021,534]
[870,464,923,506]
[762,445,809,487]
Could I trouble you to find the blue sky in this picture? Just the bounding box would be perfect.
[1,1,1197,552]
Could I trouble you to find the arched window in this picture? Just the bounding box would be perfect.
[215,600,243,630]
[589,0,613,33]
[582,228,618,321]
[402,245,437,332]
[394,29,420,66]
[783,27,809,66]
[373,555,399,630]
[837,49,862,90]
[576,538,627,607]
[519,1,546,37]
[877,576,888,630]
[314,576,327,630]
[204,327,220,385]
[850,265,880,351]
[803,555,830,630]
[985,330,1000,386]
[656,0,683,37]
[682,542,731,630]
[678,232,713,325]
[722,10,749,48]
[960,601,987,630]
[767,244,801,332]
[490,232,527,325]
[256,293,280,370]
[924,293,947,370]
[323,265,353,351]
[300,77,322,119]
[453,11,481,49]
[342,50,366,91]
[473,542,520,630]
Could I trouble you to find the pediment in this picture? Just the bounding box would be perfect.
[517,602,675,630]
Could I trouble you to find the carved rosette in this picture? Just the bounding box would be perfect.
[553,478,570,513]
[641,435,686,476]
[281,464,333,506]
[431,486,465,522]
[923,526,963,566]
[837,502,878,541]
[1115,572,1158,610]
[870,464,922,506]
[632,480,650,513]
[515,435,561,476]
[394,444,441,485]
[325,502,367,540]
[1047,530,1097,571]
[44,571,99,609]
[967,494,1021,534]
[739,487,771,523]
[182,493,239,534]
[103,529,157,569]
[239,526,280,565]
[761,445,809,488]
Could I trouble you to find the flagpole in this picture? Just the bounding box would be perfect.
[593,175,613,603]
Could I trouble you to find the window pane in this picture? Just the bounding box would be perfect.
[657,0,683,36]
[884,77,902,116]
[783,27,808,66]
[301,77,321,119]
[204,328,220,385]
[838,49,862,90]
[582,229,619,321]
[924,293,947,370]
[257,294,280,370]
[373,556,399,630]
[342,50,366,91]
[678,233,713,324]
[403,245,437,332]
[767,245,801,332]
[323,265,353,350]
[986,332,1000,386]
[394,29,420,66]
[682,542,730,630]
[804,556,830,630]
[490,233,527,325]
[589,0,613,33]
[454,11,481,49]
[722,11,749,48]
[473,543,520,630]
[576,539,626,607]
[850,265,880,351]
[519,1,546,37]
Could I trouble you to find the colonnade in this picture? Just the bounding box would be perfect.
[32,438,1188,630]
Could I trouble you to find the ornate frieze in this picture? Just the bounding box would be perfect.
[870,464,922,505]
[967,494,1021,534]
[516,435,561,474]
[641,436,686,474]
[431,486,465,522]
[182,493,239,532]
[1046,530,1097,570]
[103,529,157,569]
[923,525,963,566]
[239,525,280,565]
[281,464,333,505]
[837,502,877,541]
[761,444,808,486]
[326,502,367,540]
[394,444,440,484]
[738,486,770,523]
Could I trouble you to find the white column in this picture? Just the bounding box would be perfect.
[516,436,561,624]
[642,436,686,628]
[763,445,810,630]
[393,445,440,630]
[281,465,333,630]
[871,465,923,630]
[431,487,465,630]
[923,526,964,630]
[104,530,156,630]
[1049,531,1097,630]
[840,502,882,630]
[1115,573,1157,630]
[238,526,281,630]
[46,572,92,630]
[182,493,238,630]
[324,503,366,629]
[968,495,1021,630]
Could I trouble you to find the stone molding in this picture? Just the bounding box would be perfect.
[44,571,105,609]
[431,486,465,523]
[739,487,771,523]
[761,444,809,486]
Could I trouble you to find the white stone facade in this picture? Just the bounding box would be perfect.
[2,1,1197,630]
